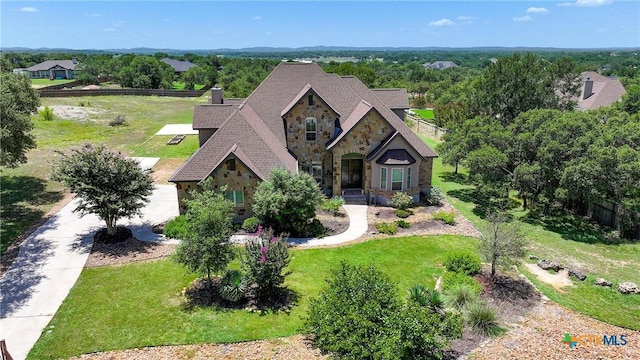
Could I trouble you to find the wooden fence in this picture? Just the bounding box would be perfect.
[39,88,209,98]
[404,112,448,140]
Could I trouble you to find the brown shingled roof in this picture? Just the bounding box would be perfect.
[171,62,436,183]
[577,71,626,110]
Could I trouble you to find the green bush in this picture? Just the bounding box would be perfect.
[321,196,345,216]
[444,283,480,310]
[305,218,326,238]
[395,209,411,218]
[253,168,324,237]
[390,192,414,210]
[304,262,462,360]
[218,269,247,302]
[408,285,443,312]
[164,215,188,239]
[243,230,291,303]
[444,251,482,275]
[375,221,398,235]
[39,106,54,121]
[242,216,261,233]
[465,301,504,337]
[426,186,444,206]
[442,271,482,294]
[395,219,411,229]
[433,210,456,225]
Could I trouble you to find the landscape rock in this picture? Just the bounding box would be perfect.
[152,222,166,234]
[568,269,586,281]
[618,282,640,294]
[536,259,563,272]
[594,278,612,287]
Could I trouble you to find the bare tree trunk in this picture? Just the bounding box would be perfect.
[454,162,458,174]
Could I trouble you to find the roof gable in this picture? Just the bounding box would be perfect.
[27,60,77,71]
[280,83,342,118]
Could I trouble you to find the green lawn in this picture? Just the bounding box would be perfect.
[0,95,207,254]
[420,134,640,330]
[412,108,434,120]
[30,78,75,88]
[172,82,206,91]
[28,235,476,359]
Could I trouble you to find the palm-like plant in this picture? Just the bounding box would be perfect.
[219,269,247,302]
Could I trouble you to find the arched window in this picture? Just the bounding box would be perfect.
[306,117,317,141]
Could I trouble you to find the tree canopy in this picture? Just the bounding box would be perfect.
[0,72,39,167]
[51,144,154,235]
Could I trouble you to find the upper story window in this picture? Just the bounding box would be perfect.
[306,117,317,141]
[308,94,315,106]
[226,159,236,171]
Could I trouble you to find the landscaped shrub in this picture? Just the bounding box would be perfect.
[395,209,411,218]
[465,301,504,337]
[390,191,414,210]
[218,269,247,302]
[39,106,54,121]
[408,285,443,312]
[433,210,456,225]
[242,229,291,303]
[444,283,480,310]
[321,196,345,216]
[242,216,261,233]
[442,271,482,294]
[164,215,188,239]
[375,221,398,235]
[253,168,324,237]
[109,115,126,126]
[444,251,482,275]
[395,219,411,229]
[426,186,444,206]
[304,262,462,360]
[305,218,326,238]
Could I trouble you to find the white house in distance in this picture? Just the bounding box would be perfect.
[27,60,78,79]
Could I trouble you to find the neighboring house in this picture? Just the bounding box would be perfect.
[423,61,459,70]
[161,58,198,74]
[169,62,438,217]
[577,71,626,110]
[27,60,77,79]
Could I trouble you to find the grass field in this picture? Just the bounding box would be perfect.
[172,82,206,91]
[412,108,434,120]
[0,95,207,254]
[30,79,75,88]
[27,235,476,359]
[420,135,640,330]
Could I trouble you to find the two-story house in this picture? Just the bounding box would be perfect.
[169,62,437,217]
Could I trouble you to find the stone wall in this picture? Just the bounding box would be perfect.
[418,157,434,191]
[174,155,261,219]
[330,110,393,195]
[405,113,448,141]
[283,92,337,191]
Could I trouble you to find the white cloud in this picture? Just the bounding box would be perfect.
[19,7,39,12]
[527,7,549,13]
[252,16,262,20]
[513,15,533,22]
[429,18,455,27]
[558,0,612,6]
[86,13,100,18]
[457,15,477,21]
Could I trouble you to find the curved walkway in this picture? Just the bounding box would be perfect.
[229,204,369,247]
[0,185,178,360]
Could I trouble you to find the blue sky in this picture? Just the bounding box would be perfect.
[1,1,638,50]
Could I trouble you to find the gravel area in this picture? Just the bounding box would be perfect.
[69,335,327,360]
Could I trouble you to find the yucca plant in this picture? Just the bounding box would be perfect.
[218,269,247,302]
[444,283,479,310]
[465,301,504,337]
[408,284,429,306]
[39,106,54,121]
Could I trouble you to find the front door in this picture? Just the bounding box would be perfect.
[341,159,363,189]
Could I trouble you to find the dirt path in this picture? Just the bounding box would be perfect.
[523,263,574,291]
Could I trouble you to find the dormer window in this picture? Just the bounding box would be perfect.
[308,94,314,106]
[306,117,317,141]
[226,159,236,171]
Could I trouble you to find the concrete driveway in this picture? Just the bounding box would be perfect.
[0,185,178,360]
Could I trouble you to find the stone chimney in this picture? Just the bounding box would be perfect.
[210,86,223,104]
[583,77,594,100]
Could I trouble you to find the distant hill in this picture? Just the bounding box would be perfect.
[2,46,638,55]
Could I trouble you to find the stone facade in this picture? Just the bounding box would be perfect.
[175,155,260,218]
[330,110,393,196]
[418,158,434,190]
[283,93,337,192]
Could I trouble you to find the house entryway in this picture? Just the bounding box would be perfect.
[341,158,363,189]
